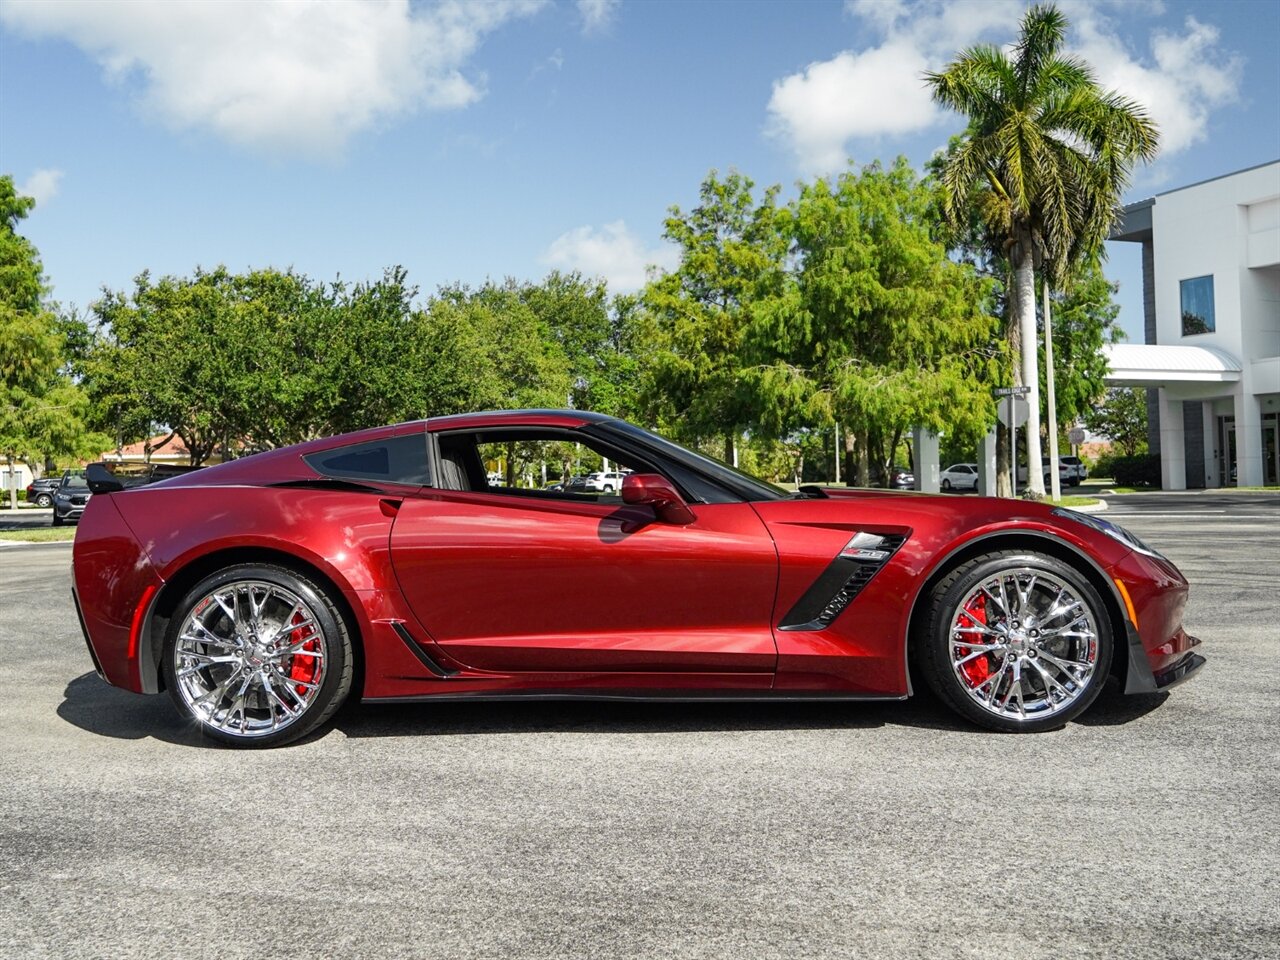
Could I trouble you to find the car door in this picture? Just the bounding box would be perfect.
[388,427,779,686]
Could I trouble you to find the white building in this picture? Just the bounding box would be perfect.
[1107,161,1280,488]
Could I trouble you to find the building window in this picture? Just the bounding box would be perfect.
[1180,275,1215,336]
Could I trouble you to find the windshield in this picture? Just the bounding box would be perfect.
[598,421,788,502]
[62,475,89,490]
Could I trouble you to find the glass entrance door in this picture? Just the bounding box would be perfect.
[1263,414,1278,487]
[1218,416,1236,486]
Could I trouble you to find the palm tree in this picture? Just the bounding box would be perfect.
[926,3,1158,498]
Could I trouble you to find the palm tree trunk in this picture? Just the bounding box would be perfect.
[1013,237,1045,498]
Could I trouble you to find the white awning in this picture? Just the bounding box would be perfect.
[1103,343,1242,386]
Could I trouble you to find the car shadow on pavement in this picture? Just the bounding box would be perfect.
[58,672,207,747]
[58,670,1172,746]
[1074,678,1170,726]
[335,693,975,740]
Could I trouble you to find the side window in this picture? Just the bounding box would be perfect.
[305,435,429,486]
[1180,275,1214,336]
[443,428,656,501]
[476,437,639,500]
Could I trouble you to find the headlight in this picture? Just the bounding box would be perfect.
[1052,508,1166,560]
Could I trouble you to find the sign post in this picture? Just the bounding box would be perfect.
[993,387,1031,496]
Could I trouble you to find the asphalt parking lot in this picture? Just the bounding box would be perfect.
[1,493,1277,959]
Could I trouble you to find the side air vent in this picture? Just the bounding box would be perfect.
[778,533,906,632]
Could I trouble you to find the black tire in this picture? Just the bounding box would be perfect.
[51,511,63,526]
[914,550,1113,732]
[36,493,53,508]
[162,564,353,748]
[942,479,952,491]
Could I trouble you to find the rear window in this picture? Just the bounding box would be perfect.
[305,434,429,486]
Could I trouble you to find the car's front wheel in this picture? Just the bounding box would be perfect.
[915,551,1113,732]
[162,564,353,747]
[942,479,952,491]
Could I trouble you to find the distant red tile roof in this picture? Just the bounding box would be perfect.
[102,434,191,461]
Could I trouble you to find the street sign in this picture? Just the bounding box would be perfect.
[993,386,1031,397]
[997,397,1029,429]
[1068,427,1086,445]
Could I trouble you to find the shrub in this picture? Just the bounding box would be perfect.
[1105,454,1161,488]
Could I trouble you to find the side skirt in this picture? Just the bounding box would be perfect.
[363,690,909,704]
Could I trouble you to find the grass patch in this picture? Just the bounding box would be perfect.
[0,527,76,543]
[1044,496,1101,508]
[1205,486,1280,493]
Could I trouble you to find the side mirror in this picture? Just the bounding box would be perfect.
[621,473,695,525]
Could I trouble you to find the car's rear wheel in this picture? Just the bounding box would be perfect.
[162,565,353,748]
[35,493,53,508]
[915,551,1113,732]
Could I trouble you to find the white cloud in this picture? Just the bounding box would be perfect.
[0,0,547,157]
[769,0,1016,173]
[541,220,677,293]
[769,0,1244,173]
[577,0,620,35]
[17,168,63,208]
[1074,13,1243,155]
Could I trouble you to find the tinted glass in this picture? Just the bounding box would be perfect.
[1180,276,1214,335]
[305,434,429,485]
[598,421,786,502]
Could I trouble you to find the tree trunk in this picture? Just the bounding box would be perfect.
[1043,278,1062,501]
[996,420,1012,498]
[5,453,16,511]
[886,427,902,487]
[856,428,871,487]
[842,428,855,486]
[1013,235,1045,498]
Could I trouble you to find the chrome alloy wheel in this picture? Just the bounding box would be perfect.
[947,567,1100,723]
[173,580,327,739]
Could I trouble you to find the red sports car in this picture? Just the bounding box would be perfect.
[72,410,1203,747]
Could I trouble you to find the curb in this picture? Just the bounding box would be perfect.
[1066,499,1108,514]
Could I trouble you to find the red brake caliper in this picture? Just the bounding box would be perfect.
[959,594,991,688]
[284,611,319,697]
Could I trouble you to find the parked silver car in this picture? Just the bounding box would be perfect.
[939,463,980,491]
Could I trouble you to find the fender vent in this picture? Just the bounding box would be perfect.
[779,534,906,631]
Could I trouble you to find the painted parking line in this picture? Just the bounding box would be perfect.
[1105,513,1276,520]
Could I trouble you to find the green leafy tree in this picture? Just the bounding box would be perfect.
[518,271,637,417]
[1,175,105,505]
[639,171,788,460]
[1039,258,1121,429]
[748,158,1000,486]
[927,3,1159,498]
[1084,387,1148,456]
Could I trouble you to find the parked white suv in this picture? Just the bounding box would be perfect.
[1017,459,1071,486]
[1059,456,1088,486]
[584,470,628,493]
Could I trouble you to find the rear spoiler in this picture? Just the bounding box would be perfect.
[85,461,202,494]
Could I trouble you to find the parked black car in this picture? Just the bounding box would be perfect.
[889,467,915,490]
[51,471,91,525]
[24,476,60,508]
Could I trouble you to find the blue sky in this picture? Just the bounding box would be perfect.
[2,0,1277,343]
